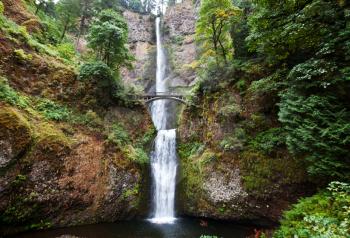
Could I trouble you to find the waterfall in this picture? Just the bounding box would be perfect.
[149,15,178,224]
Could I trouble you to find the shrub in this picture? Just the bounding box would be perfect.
[123,145,149,165]
[35,99,70,121]
[249,127,286,155]
[107,123,130,147]
[219,128,246,152]
[0,77,29,108]
[56,43,75,61]
[274,182,350,238]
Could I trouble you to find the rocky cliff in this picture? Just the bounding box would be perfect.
[177,65,315,224]
[121,0,198,93]
[0,1,154,235]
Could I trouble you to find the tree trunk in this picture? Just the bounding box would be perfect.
[60,20,69,43]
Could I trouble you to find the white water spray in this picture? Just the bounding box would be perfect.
[149,11,177,224]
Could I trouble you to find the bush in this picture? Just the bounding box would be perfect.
[219,128,246,152]
[0,77,29,108]
[274,182,350,238]
[123,145,149,165]
[249,127,286,155]
[35,99,71,121]
[79,61,135,106]
[107,123,130,147]
[56,43,75,60]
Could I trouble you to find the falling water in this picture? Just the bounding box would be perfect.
[149,14,178,224]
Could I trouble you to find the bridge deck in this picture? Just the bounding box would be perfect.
[133,92,187,104]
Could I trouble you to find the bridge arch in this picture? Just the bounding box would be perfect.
[144,96,186,104]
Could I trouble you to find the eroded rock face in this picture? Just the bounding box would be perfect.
[121,11,155,90]
[164,0,198,89]
[203,170,248,204]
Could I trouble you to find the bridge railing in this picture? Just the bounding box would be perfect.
[140,92,185,97]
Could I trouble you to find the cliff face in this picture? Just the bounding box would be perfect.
[121,0,198,93]
[164,0,198,90]
[177,70,314,224]
[0,104,153,235]
[121,11,156,91]
[0,1,154,235]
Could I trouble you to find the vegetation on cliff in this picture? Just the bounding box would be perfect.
[178,0,350,236]
[0,0,154,234]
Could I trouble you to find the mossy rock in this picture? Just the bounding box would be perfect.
[240,150,308,196]
[0,107,32,168]
[28,122,72,166]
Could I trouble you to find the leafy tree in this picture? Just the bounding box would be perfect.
[56,0,80,42]
[247,0,350,180]
[76,0,94,45]
[196,0,241,64]
[87,9,133,68]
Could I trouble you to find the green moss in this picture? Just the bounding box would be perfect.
[240,151,307,196]
[34,122,72,147]
[11,174,27,187]
[0,1,4,14]
[1,195,39,225]
[136,126,156,148]
[13,49,33,62]
[219,128,246,152]
[123,184,140,199]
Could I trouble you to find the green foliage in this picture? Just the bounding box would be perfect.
[219,128,246,152]
[0,1,4,15]
[79,61,114,82]
[107,123,131,147]
[87,9,132,68]
[0,77,30,108]
[200,236,219,238]
[123,145,149,165]
[178,142,204,159]
[196,0,241,64]
[13,49,33,62]
[56,0,80,42]
[35,99,71,121]
[11,175,27,187]
[241,151,307,195]
[249,128,286,155]
[56,43,76,60]
[274,181,350,238]
[279,93,350,180]
[79,60,132,106]
[136,126,156,148]
[247,0,350,181]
